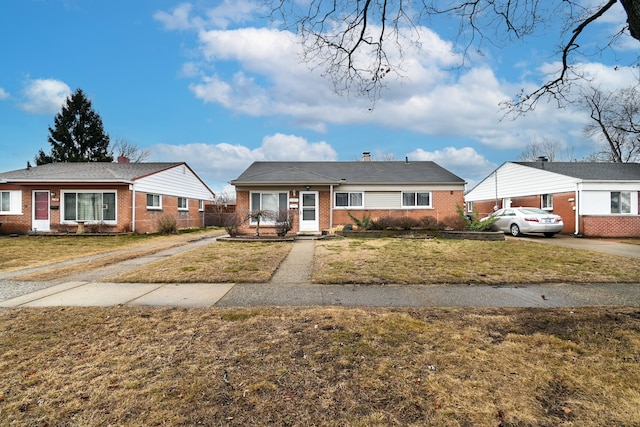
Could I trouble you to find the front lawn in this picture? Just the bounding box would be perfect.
[1,306,638,426]
[311,238,640,284]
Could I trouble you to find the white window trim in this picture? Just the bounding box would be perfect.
[0,190,22,215]
[467,201,474,213]
[541,194,553,210]
[249,191,289,225]
[147,193,162,210]
[611,191,632,214]
[61,190,118,224]
[178,197,189,211]
[198,200,204,212]
[334,191,364,209]
[401,191,433,209]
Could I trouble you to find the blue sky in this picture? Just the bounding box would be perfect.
[1,0,637,196]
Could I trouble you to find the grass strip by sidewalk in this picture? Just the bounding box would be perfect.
[312,238,640,284]
[108,241,294,283]
[1,306,638,426]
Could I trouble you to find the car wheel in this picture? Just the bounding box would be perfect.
[510,223,521,237]
[543,232,556,238]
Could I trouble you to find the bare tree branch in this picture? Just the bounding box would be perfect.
[267,0,636,112]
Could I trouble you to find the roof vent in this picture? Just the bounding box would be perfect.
[537,156,549,162]
[362,152,372,162]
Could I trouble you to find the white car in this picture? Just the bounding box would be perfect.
[485,207,564,237]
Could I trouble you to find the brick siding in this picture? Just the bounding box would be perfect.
[1,185,207,235]
[581,216,640,237]
[235,188,464,236]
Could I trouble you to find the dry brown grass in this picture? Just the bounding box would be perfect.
[108,241,294,283]
[0,230,219,274]
[312,238,640,284]
[1,306,639,426]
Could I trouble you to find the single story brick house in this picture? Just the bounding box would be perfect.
[230,156,466,236]
[0,158,215,234]
[464,160,640,237]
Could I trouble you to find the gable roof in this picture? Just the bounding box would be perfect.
[231,161,466,186]
[0,162,184,183]
[514,162,640,181]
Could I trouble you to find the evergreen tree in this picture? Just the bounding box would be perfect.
[35,88,113,164]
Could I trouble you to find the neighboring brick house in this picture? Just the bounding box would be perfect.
[465,160,640,238]
[0,159,215,234]
[230,155,466,236]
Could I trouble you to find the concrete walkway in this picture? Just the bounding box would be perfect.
[1,234,639,308]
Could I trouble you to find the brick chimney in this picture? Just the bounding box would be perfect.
[117,156,130,164]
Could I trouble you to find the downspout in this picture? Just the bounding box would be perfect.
[329,184,334,228]
[131,185,136,233]
[574,183,580,236]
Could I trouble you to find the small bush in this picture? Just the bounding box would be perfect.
[347,211,372,230]
[275,209,293,237]
[441,215,466,231]
[222,213,245,237]
[418,216,442,230]
[369,216,395,230]
[396,217,420,230]
[157,215,178,235]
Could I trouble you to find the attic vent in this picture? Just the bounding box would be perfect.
[537,156,549,162]
[362,152,372,162]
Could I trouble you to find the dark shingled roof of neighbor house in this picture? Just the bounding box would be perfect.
[515,162,640,181]
[230,161,466,186]
[0,162,184,183]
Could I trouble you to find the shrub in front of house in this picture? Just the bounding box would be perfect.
[157,214,178,235]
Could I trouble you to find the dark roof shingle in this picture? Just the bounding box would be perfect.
[515,162,640,180]
[231,161,465,185]
[0,162,183,182]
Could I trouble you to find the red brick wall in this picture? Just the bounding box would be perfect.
[0,185,133,234]
[134,192,205,233]
[234,188,464,235]
[581,216,640,237]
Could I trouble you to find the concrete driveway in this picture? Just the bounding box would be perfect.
[512,233,640,258]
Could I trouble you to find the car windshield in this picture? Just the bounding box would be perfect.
[519,208,549,215]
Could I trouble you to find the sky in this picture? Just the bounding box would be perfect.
[1,0,638,197]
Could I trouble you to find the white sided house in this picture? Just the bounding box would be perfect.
[0,159,215,234]
[465,160,640,237]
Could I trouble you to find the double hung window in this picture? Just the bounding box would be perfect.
[63,191,116,222]
[0,191,10,212]
[335,192,363,208]
[147,194,161,210]
[402,192,432,208]
[542,194,553,210]
[611,192,631,214]
[178,197,188,211]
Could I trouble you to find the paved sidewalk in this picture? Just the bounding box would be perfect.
[1,235,639,308]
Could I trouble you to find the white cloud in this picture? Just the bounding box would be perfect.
[19,78,71,114]
[408,146,497,186]
[160,6,635,154]
[0,87,9,100]
[205,0,265,29]
[154,3,202,31]
[148,134,337,194]
[155,1,263,31]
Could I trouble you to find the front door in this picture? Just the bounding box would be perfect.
[299,191,319,233]
[32,191,50,232]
